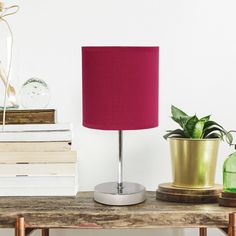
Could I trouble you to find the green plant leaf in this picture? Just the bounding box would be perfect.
[205,132,221,139]
[200,115,211,122]
[179,115,191,128]
[184,115,199,138]
[171,105,188,122]
[171,116,181,125]
[192,120,205,138]
[226,132,233,145]
[202,127,225,139]
[163,129,186,140]
[164,105,233,142]
[204,120,224,130]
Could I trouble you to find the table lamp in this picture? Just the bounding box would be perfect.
[82,46,159,205]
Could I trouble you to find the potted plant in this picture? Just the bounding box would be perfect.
[164,105,232,189]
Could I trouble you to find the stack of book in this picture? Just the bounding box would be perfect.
[0,109,78,196]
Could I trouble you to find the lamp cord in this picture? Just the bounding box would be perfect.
[0,5,19,131]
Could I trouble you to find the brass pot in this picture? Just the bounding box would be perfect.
[169,138,220,189]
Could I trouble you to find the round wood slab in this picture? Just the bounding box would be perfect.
[219,192,236,207]
[156,183,222,203]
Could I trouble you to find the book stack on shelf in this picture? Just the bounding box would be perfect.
[0,109,78,196]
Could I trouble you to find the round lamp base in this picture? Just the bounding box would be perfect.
[94,182,146,206]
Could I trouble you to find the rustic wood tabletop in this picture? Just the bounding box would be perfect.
[0,191,234,229]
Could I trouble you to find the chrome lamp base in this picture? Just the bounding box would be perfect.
[94,182,146,206]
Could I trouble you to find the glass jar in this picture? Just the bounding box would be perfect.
[223,146,236,192]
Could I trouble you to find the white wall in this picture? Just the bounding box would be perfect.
[2,0,236,235]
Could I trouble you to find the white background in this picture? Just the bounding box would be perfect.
[1,0,236,235]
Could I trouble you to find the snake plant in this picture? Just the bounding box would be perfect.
[163,105,233,143]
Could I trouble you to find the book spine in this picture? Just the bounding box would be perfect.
[0,123,72,132]
[0,141,72,152]
[0,130,72,142]
[0,187,77,196]
[0,176,76,187]
[0,109,56,124]
[0,163,76,176]
[0,151,77,163]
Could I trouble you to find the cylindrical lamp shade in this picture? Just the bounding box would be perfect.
[82,46,159,130]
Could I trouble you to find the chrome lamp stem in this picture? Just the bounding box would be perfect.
[93,130,146,205]
[118,130,123,193]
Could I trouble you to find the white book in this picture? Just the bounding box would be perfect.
[0,163,76,176]
[0,187,78,196]
[0,141,72,152]
[0,151,77,163]
[0,176,76,187]
[0,130,72,142]
[0,123,72,132]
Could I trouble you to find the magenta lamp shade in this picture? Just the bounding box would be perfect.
[82,46,159,130]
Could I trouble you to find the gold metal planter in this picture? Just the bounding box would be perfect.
[169,138,220,189]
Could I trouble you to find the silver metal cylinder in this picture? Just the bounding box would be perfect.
[118,130,123,193]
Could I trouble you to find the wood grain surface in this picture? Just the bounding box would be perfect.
[156,183,222,203]
[158,183,222,195]
[0,191,233,229]
[219,192,236,207]
[0,109,55,124]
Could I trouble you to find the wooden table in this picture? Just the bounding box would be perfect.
[0,191,235,236]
